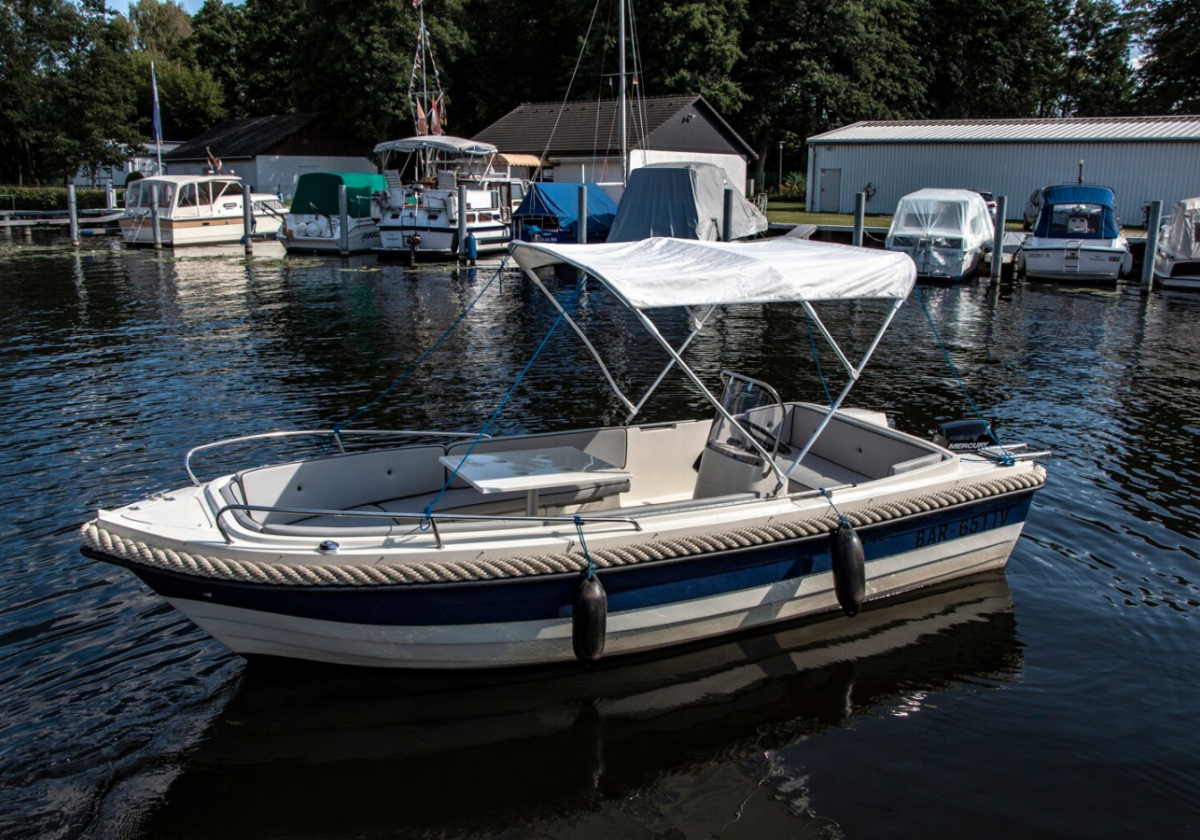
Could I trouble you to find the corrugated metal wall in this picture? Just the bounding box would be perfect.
[805,142,1200,223]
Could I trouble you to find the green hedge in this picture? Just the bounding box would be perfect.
[0,185,123,211]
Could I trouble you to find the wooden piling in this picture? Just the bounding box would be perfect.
[991,196,1007,281]
[67,184,79,247]
[242,184,253,255]
[150,184,162,250]
[852,191,865,247]
[1142,199,1162,291]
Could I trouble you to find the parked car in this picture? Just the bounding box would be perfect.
[1023,188,1044,229]
[973,190,997,217]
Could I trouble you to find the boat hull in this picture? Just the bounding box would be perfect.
[279,221,382,254]
[1020,241,1131,283]
[121,215,279,247]
[376,222,510,258]
[89,489,1034,669]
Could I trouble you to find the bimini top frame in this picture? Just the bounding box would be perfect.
[510,237,917,494]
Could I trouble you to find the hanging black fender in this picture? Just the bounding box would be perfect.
[832,522,866,617]
[572,574,607,663]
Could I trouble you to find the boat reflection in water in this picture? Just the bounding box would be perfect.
[139,573,1022,837]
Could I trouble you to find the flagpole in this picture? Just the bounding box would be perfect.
[151,61,163,175]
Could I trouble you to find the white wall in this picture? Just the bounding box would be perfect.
[165,155,375,198]
[806,141,1200,223]
[632,150,748,197]
[549,150,749,198]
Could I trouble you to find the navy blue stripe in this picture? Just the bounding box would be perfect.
[95,492,1034,627]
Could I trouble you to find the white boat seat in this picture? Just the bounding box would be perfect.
[379,479,630,518]
[776,454,869,492]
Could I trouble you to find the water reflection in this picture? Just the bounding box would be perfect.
[134,576,1020,839]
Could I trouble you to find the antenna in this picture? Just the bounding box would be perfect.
[1078,159,1084,185]
[619,0,627,186]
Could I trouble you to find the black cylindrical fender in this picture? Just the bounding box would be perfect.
[832,523,866,617]
[572,574,608,663]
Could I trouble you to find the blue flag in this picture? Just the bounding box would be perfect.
[150,61,163,146]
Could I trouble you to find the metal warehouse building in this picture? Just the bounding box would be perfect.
[806,116,1200,223]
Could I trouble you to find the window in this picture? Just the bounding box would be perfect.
[178,184,198,207]
[1048,203,1105,236]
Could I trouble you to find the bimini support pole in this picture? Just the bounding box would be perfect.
[633,309,791,490]
[782,298,904,491]
[525,269,636,414]
[625,305,716,424]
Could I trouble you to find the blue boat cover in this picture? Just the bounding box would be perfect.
[514,183,618,238]
[1034,185,1121,239]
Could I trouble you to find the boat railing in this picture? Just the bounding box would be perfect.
[213,504,642,548]
[185,429,491,486]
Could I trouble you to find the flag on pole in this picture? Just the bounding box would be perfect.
[429,96,443,135]
[150,61,164,174]
[415,99,428,135]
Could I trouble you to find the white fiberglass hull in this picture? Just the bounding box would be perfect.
[377,221,510,257]
[163,522,1022,668]
[278,218,382,254]
[121,213,280,247]
[1020,238,1131,283]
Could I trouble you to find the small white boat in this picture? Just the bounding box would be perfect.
[278,172,388,254]
[1153,197,1200,291]
[120,175,285,247]
[374,136,523,260]
[1018,185,1132,283]
[885,189,993,281]
[80,237,1047,670]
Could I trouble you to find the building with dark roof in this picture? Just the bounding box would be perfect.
[163,114,375,199]
[806,115,1200,221]
[474,95,757,194]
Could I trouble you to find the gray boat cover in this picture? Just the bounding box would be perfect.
[608,163,768,242]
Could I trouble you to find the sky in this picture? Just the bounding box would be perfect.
[106,1,225,14]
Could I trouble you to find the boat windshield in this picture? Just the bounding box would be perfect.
[125,181,174,209]
[1047,203,1108,236]
[706,373,785,466]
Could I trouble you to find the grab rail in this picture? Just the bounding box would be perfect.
[214,504,642,548]
[185,429,491,486]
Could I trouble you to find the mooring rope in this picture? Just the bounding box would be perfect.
[80,466,1044,588]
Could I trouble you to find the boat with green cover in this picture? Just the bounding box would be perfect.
[278,171,388,254]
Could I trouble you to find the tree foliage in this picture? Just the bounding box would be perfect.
[1139,0,1200,113]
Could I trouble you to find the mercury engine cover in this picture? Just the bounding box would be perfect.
[933,418,993,452]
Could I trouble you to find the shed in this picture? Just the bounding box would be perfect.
[474,95,758,197]
[806,115,1200,223]
[163,114,375,200]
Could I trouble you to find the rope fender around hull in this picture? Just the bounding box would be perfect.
[80,467,1045,588]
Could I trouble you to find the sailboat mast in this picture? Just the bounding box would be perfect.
[619,0,627,185]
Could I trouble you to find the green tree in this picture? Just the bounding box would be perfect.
[130,51,225,140]
[188,0,247,118]
[241,0,308,116]
[128,0,192,61]
[1139,0,1200,112]
[635,1,748,113]
[1057,0,1139,116]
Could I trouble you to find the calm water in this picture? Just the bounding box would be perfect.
[1,232,1198,838]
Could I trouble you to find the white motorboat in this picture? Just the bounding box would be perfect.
[1017,185,1132,283]
[373,136,523,259]
[120,175,285,247]
[278,172,387,255]
[1153,197,1200,291]
[80,237,1047,670]
[885,189,993,282]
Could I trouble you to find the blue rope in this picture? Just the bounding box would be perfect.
[912,285,1014,466]
[423,281,582,524]
[332,255,507,436]
[574,514,596,579]
[803,307,834,408]
[819,487,849,527]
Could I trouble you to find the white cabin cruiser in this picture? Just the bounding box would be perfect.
[278,172,388,255]
[1153,197,1200,291]
[1017,185,1132,283]
[886,189,993,281]
[120,175,285,247]
[373,136,524,260]
[80,237,1047,669]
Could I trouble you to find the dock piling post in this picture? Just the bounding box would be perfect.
[67,184,79,247]
[1142,199,1163,291]
[577,185,587,245]
[991,195,1008,281]
[722,188,734,242]
[105,180,116,210]
[150,184,162,251]
[242,184,253,255]
[852,191,865,247]
[338,184,350,256]
[456,184,468,262]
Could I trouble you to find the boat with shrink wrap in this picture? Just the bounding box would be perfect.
[80,237,1047,669]
[885,189,994,281]
[1153,197,1200,291]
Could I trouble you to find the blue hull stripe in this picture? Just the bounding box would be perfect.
[94,492,1033,627]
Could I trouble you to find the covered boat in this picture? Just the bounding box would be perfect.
[1153,197,1200,291]
[885,189,994,281]
[278,172,388,254]
[1018,184,1132,283]
[513,182,618,244]
[80,237,1046,669]
[607,162,767,242]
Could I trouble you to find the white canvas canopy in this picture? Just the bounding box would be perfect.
[1165,197,1200,258]
[373,136,498,156]
[887,189,992,248]
[607,163,768,243]
[511,237,915,309]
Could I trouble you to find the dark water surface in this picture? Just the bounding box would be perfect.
[1,233,1198,838]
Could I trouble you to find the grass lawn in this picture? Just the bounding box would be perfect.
[767,201,1033,232]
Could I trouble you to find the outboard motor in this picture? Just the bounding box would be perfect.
[932,418,993,452]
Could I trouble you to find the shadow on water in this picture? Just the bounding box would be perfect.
[133,574,1021,839]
